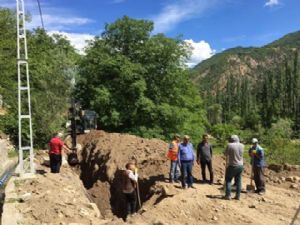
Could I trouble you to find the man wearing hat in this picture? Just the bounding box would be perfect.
[224,135,244,200]
[249,138,265,194]
[168,134,180,183]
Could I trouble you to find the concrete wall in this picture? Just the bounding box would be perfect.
[0,138,14,177]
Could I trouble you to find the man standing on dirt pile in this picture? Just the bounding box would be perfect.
[123,162,138,217]
[249,138,266,195]
[48,132,71,173]
[178,135,196,189]
[167,133,180,183]
[197,134,214,185]
[224,135,244,200]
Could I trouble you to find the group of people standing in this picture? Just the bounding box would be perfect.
[48,132,265,219]
[167,133,266,200]
[168,134,214,188]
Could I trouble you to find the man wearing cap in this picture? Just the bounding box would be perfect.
[168,134,180,183]
[48,133,70,173]
[197,134,214,185]
[178,135,195,189]
[224,135,244,200]
[249,138,265,194]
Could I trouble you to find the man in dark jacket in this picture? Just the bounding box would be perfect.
[123,162,138,217]
[197,134,214,184]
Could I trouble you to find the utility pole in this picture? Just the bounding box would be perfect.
[16,0,34,175]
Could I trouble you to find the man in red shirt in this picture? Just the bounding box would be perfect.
[48,133,70,173]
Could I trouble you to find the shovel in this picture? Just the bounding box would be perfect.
[246,157,255,191]
[136,180,142,209]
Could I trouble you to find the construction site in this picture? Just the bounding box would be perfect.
[0,130,299,225]
[1,0,300,224]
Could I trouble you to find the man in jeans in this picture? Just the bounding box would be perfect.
[224,135,244,200]
[168,134,180,183]
[197,134,214,184]
[48,133,71,173]
[249,138,265,195]
[178,135,195,189]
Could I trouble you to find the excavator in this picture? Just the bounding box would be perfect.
[67,99,98,166]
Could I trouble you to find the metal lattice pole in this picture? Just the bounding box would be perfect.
[16,0,34,175]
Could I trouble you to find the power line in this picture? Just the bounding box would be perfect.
[36,0,44,29]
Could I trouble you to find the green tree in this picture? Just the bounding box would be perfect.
[76,16,206,140]
[0,8,79,147]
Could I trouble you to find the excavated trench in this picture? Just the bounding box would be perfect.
[77,145,165,219]
[73,131,170,219]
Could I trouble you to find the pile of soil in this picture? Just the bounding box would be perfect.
[75,130,170,218]
[13,153,104,225]
[74,131,251,219]
[4,130,300,225]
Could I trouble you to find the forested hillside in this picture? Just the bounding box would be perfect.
[191,31,300,164]
[192,31,300,136]
[0,6,299,164]
[0,8,79,146]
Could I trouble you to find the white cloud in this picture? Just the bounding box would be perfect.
[153,0,219,33]
[185,39,215,67]
[48,31,94,54]
[28,14,93,30]
[0,0,94,31]
[264,0,279,7]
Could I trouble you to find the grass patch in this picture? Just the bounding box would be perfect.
[8,149,18,158]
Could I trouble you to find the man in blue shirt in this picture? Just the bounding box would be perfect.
[178,135,195,189]
[249,138,265,195]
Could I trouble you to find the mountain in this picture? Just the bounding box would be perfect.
[191,30,300,131]
[192,31,300,93]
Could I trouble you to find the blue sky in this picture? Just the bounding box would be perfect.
[1,0,300,66]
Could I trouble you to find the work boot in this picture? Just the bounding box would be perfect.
[233,196,240,200]
[223,196,231,200]
[189,185,196,189]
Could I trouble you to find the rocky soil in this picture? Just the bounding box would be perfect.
[2,130,300,225]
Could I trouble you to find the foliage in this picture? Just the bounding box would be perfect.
[210,123,237,145]
[193,30,300,137]
[76,16,206,141]
[261,119,300,165]
[0,8,79,147]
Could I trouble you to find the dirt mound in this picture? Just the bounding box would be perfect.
[3,131,300,225]
[13,152,104,225]
[75,130,170,218]
[74,131,252,219]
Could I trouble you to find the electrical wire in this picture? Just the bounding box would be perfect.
[36,0,45,29]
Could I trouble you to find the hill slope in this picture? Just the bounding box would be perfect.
[192,30,300,128]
